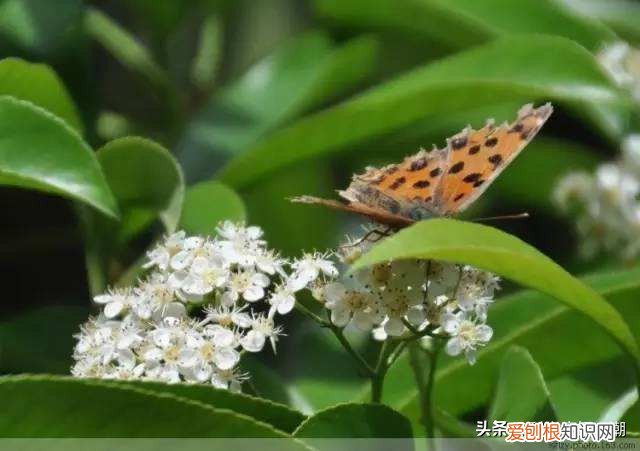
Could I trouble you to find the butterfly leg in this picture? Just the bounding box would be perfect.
[340,226,393,250]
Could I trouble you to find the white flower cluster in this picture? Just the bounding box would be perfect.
[311,230,500,364]
[554,135,640,261]
[72,222,335,389]
[598,41,640,103]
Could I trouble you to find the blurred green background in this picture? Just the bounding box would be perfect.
[1,0,640,433]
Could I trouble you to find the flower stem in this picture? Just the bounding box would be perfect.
[295,302,330,327]
[408,341,440,447]
[331,327,376,377]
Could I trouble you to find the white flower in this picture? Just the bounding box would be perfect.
[211,368,247,392]
[554,140,640,261]
[179,331,240,382]
[241,314,281,353]
[442,312,493,365]
[598,41,640,103]
[596,164,639,204]
[203,304,252,329]
[222,270,270,304]
[94,288,135,319]
[255,250,286,276]
[215,221,265,266]
[268,283,297,315]
[144,231,187,270]
[181,255,229,295]
[323,281,382,330]
[290,252,338,288]
[74,223,300,390]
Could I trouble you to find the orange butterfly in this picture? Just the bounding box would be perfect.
[292,103,553,228]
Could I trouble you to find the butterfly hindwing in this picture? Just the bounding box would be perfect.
[339,147,449,220]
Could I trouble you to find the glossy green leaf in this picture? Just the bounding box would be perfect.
[315,0,615,51]
[351,219,640,367]
[97,137,184,231]
[0,375,306,441]
[489,346,557,422]
[220,35,627,188]
[113,380,305,434]
[294,403,413,440]
[179,181,246,235]
[80,136,184,293]
[376,267,640,424]
[0,96,118,218]
[0,58,83,132]
[0,306,88,374]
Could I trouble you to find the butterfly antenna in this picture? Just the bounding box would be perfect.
[472,212,530,223]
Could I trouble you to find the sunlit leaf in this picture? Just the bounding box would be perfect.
[489,346,557,422]
[220,36,628,188]
[0,96,118,218]
[315,0,615,51]
[351,219,640,368]
[294,403,413,444]
[0,375,306,440]
[0,58,83,132]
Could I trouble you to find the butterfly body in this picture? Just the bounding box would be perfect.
[293,103,553,227]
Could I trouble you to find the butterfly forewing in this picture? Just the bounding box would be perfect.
[292,102,553,227]
[434,103,553,215]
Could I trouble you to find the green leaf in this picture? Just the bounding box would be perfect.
[0,375,307,441]
[315,0,615,51]
[561,0,640,45]
[220,35,628,188]
[113,380,305,434]
[294,403,413,441]
[0,96,118,218]
[80,136,184,293]
[96,137,184,232]
[548,357,636,422]
[84,7,169,90]
[600,387,639,422]
[0,306,88,374]
[489,346,557,422]
[191,14,222,90]
[178,31,378,179]
[378,267,640,423]
[179,181,246,235]
[351,219,640,368]
[0,58,83,132]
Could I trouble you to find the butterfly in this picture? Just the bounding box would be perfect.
[292,102,553,228]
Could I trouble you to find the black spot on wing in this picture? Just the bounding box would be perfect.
[449,162,464,174]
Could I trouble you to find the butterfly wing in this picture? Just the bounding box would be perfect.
[292,102,552,224]
[432,103,553,215]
